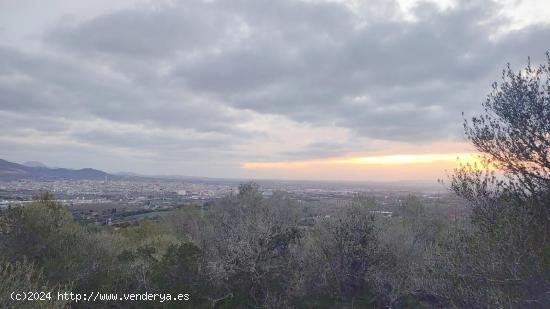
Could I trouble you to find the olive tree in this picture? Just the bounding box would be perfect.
[448,53,550,308]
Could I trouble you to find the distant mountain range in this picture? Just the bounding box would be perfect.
[0,158,222,183]
[0,158,444,191]
[0,159,111,180]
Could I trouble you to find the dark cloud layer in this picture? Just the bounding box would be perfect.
[1,0,549,173]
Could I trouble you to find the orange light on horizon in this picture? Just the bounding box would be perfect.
[242,153,480,170]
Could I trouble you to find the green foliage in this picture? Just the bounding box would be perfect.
[0,193,99,283]
[447,53,550,307]
[298,205,382,306]
[153,243,202,293]
[0,259,70,309]
[463,52,550,196]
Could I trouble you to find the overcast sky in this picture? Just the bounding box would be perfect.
[1,0,549,181]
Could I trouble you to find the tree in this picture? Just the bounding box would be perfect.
[172,184,302,308]
[0,193,90,282]
[0,259,71,309]
[300,205,381,306]
[460,52,550,197]
[448,53,550,308]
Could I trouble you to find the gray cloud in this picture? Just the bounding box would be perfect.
[277,141,372,161]
[1,0,549,174]
[47,1,237,59]
[0,111,68,134]
[144,0,548,141]
[0,44,250,135]
[72,128,235,153]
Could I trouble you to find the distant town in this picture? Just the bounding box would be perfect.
[0,174,467,227]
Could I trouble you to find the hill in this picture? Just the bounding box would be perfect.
[0,159,111,180]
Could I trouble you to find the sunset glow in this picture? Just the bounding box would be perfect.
[242,153,479,170]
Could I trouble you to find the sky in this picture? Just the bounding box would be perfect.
[0,0,549,181]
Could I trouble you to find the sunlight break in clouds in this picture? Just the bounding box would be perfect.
[242,153,478,170]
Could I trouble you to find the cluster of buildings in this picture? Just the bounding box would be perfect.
[0,178,465,225]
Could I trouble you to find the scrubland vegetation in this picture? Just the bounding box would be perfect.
[1,57,549,308]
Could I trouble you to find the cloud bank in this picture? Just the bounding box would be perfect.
[0,0,548,178]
